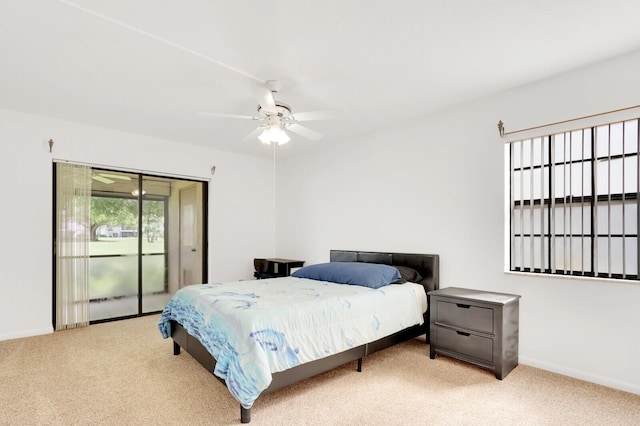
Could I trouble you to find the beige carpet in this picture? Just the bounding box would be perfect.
[1,315,638,425]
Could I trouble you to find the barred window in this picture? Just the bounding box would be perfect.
[509,119,639,280]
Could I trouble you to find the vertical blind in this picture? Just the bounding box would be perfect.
[55,162,92,329]
[509,118,639,280]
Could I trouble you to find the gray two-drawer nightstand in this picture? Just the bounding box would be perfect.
[427,287,520,379]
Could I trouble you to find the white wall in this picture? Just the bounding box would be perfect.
[275,49,640,394]
[0,110,275,341]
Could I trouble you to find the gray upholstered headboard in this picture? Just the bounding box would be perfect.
[329,250,439,293]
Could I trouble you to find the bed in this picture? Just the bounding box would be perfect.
[159,249,439,423]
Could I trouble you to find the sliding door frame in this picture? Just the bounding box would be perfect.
[52,162,209,327]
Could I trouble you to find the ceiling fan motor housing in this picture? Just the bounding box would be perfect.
[258,101,291,118]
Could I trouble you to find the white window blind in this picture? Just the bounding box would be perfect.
[509,118,639,280]
[55,162,92,329]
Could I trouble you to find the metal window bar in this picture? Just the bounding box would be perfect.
[510,144,515,271]
[581,129,585,275]
[550,135,556,273]
[563,133,568,274]
[530,139,535,270]
[520,141,525,270]
[512,143,517,270]
[608,124,612,278]
[568,131,573,275]
[592,127,598,277]
[540,137,546,271]
[622,122,626,278]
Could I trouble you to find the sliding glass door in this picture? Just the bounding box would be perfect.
[54,165,207,324]
[89,170,139,320]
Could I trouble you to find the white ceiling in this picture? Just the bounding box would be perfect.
[3,0,640,158]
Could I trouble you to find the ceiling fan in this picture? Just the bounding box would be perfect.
[200,80,344,145]
[92,172,131,185]
[59,0,345,145]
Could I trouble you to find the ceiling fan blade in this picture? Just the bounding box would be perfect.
[99,173,131,181]
[199,112,258,120]
[287,123,323,141]
[59,0,266,84]
[92,175,115,184]
[242,126,266,141]
[259,89,278,114]
[292,110,345,122]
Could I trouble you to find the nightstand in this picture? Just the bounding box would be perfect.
[427,287,520,380]
[254,258,305,279]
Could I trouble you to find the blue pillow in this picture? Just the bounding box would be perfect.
[291,262,401,289]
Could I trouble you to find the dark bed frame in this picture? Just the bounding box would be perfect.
[169,249,440,423]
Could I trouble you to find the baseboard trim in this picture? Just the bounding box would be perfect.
[519,355,640,395]
[0,326,53,342]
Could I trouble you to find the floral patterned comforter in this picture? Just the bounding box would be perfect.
[158,276,424,409]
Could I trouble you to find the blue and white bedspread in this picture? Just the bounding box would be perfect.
[158,276,425,409]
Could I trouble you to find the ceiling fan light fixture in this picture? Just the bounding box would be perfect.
[276,129,291,145]
[258,125,290,145]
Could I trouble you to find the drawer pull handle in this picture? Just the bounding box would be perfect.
[456,303,471,309]
[456,331,471,336]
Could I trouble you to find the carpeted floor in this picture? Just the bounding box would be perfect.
[0,315,638,425]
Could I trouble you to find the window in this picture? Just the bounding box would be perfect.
[509,119,639,280]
